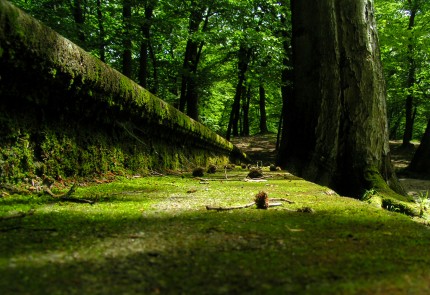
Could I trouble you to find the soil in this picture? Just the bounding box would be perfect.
[231,134,430,197]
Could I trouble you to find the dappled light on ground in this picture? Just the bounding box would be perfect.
[1,168,430,294]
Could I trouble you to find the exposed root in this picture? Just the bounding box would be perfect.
[44,184,95,204]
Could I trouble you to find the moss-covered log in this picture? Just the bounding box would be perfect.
[0,1,246,182]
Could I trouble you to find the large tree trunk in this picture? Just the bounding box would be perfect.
[408,117,430,175]
[280,0,405,198]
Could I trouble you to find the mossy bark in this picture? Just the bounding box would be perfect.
[280,0,406,201]
[0,1,246,182]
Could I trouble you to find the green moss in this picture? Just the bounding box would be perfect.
[363,168,418,216]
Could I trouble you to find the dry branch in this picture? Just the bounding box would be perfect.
[206,202,256,211]
[206,202,284,211]
[269,198,295,204]
[44,184,95,204]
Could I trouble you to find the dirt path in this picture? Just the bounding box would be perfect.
[232,135,430,197]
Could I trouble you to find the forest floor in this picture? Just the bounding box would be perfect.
[1,135,430,294]
[232,133,430,198]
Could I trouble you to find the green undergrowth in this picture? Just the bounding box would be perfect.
[1,167,430,294]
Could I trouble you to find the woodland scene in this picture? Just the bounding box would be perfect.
[1,0,430,294]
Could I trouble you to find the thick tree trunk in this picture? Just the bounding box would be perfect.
[408,117,430,175]
[259,84,269,134]
[280,0,405,198]
[122,0,132,78]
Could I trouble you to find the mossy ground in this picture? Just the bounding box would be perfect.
[1,167,430,294]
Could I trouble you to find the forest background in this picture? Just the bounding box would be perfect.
[7,0,430,146]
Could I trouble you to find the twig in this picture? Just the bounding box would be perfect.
[206,202,283,211]
[269,198,295,204]
[206,202,256,211]
[44,184,95,204]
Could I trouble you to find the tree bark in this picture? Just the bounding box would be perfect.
[122,0,133,78]
[402,2,417,147]
[408,117,430,175]
[280,0,405,198]
[96,0,105,62]
[226,44,251,140]
[241,85,251,136]
[259,84,269,134]
[138,2,155,89]
[71,0,85,45]
[179,1,209,120]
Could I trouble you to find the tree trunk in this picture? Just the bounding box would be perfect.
[122,0,133,78]
[277,11,293,154]
[259,84,269,134]
[96,0,105,62]
[72,0,85,45]
[241,85,251,136]
[409,117,430,175]
[226,44,251,140]
[138,3,155,89]
[178,1,208,120]
[280,0,405,198]
[402,3,417,147]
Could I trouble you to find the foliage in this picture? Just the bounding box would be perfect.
[1,168,430,294]
[375,0,430,140]
[8,0,288,136]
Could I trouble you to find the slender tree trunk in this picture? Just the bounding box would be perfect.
[138,3,155,89]
[409,117,430,175]
[280,0,405,198]
[226,44,251,140]
[259,84,269,134]
[402,3,417,147]
[122,0,132,78]
[241,85,251,136]
[96,0,105,62]
[277,11,293,158]
[72,0,85,45]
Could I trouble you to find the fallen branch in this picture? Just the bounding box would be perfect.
[206,202,283,211]
[0,209,35,221]
[269,198,295,204]
[206,202,256,211]
[44,184,95,204]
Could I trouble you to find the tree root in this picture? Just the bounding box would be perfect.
[43,184,95,204]
[205,197,295,211]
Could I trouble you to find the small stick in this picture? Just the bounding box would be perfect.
[269,198,295,204]
[206,202,284,211]
[206,202,256,211]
